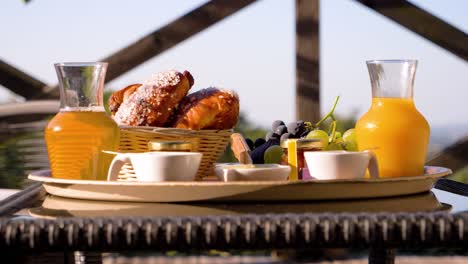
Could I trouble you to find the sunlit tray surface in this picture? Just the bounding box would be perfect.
[28,167,451,202]
[29,192,450,220]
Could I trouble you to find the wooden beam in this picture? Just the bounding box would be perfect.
[0,59,57,99]
[102,0,258,83]
[3,0,257,99]
[296,0,320,122]
[355,0,468,61]
[428,137,468,172]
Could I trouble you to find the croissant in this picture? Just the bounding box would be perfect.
[172,87,239,130]
[108,84,141,116]
[113,70,194,126]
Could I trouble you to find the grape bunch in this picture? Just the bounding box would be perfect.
[269,120,313,141]
[246,96,359,165]
[248,120,312,164]
[248,135,280,164]
[306,128,357,151]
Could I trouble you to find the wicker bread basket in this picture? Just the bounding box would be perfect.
[118,126,232,180]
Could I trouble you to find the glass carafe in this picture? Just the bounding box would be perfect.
[45,62,120,180]
[355,60,429,177]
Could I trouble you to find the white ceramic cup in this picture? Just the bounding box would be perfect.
[107,152,202,182]
[304,150,379,180]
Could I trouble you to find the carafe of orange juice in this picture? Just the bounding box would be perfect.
[45,62,120,180]
[355,60,429,177]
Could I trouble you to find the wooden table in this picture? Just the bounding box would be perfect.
[0,183,467,264]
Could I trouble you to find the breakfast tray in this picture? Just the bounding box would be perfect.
[28,167,451,203]
[1,181,467,261]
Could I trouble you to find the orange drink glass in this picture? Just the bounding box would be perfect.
[356,60,429,177]
[45,62,120,180]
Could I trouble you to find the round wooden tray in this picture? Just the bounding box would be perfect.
[28,166,451,202]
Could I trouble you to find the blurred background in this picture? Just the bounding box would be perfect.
[0,0,467,188]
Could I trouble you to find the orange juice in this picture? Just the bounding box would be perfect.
[355,98,429,177]
[45,109,120,180]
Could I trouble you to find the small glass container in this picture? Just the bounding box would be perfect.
[147,141,193,152]
[281,138,323,180]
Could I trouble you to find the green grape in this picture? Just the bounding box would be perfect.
[329,131,342,143]
[343,128,358,151]
[335,131,342,139]
[343,129,356,142]
[344,141,358,151]
[264,145,284,164]
[306,129,329,148]
[326,142,344,151]
[334,137,344,144]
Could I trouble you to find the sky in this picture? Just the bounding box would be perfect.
[0,0,467,132]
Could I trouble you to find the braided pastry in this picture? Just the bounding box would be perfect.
[113,70,194,126]
[108,83,141,116]
[171,87,239,130]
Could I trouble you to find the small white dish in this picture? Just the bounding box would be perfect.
[304,150,379,180]
[214,163,291,182]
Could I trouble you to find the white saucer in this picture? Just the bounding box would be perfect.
[214,163,291,182]
[28,166,451,202]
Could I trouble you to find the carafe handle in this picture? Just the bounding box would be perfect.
[364,150,380,179]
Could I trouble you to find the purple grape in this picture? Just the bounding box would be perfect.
[300,129,310,138]
[274,125,288,135]
[288,121,306,137]
[251,139,280,164]
[296,121,306,135]
[296,120,305,129]
[254,138,266,148]
[287,122,298,136]
[266,131,280,141]
[245,138,254,150]
[280,132,291,143]
[272,120,285,131]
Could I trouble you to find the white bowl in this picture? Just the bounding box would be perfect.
[304,150,378,180]
[214,163,291,182]
[107,151,202,182]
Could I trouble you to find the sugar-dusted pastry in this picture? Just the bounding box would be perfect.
[114,70,194,126]
[172,87,239,130]
[108,83,141,116]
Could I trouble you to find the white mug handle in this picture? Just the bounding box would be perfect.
[364,150,380,179]
[107,154,132,181]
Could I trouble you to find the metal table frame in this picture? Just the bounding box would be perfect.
[1,183,467,263]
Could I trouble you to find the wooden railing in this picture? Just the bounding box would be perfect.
[0,0,467,171]
[355,0,468,61]
[0,59,52,99]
